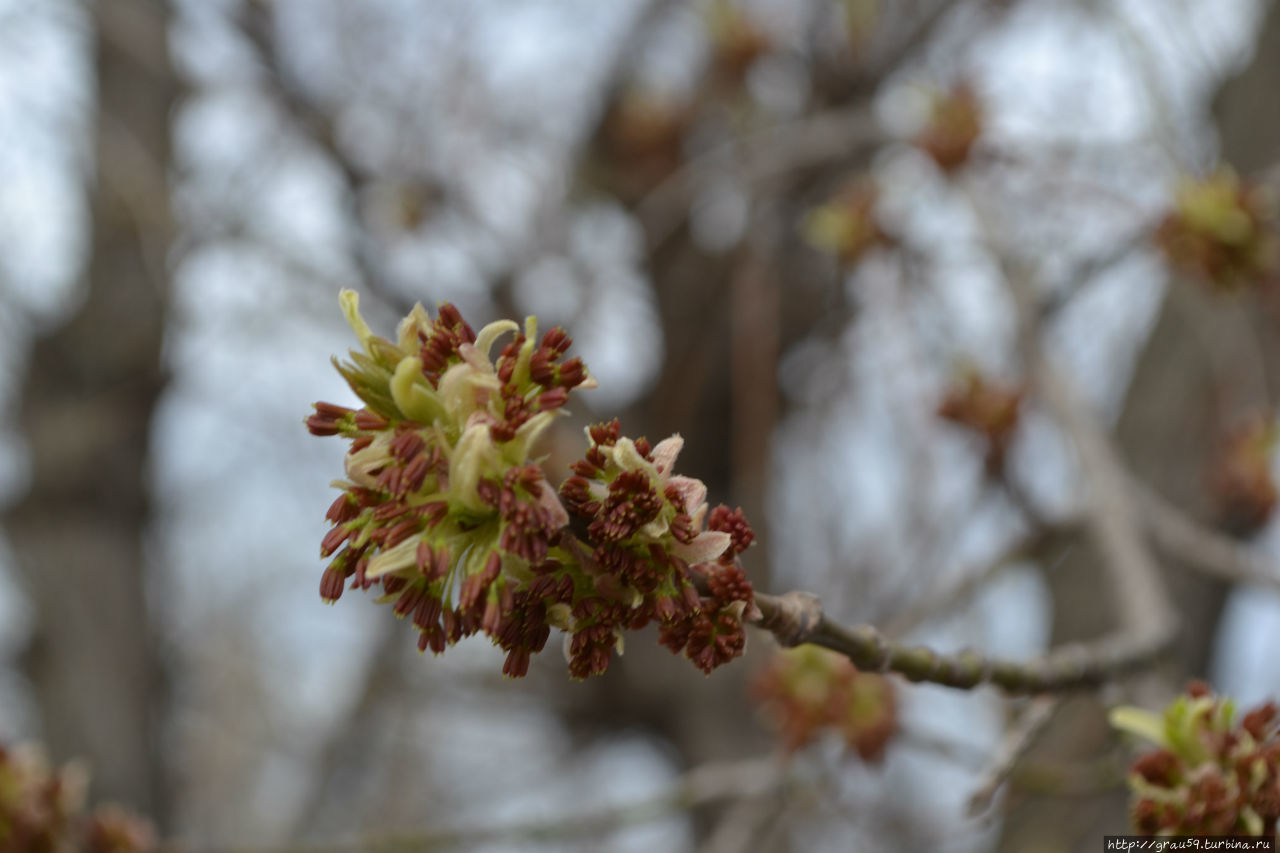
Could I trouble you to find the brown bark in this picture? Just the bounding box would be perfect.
[5,0,176,821]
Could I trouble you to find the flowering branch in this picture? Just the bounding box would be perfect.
[305,291,1186,694]
[747,591,1167,694]
[307,291,758,680]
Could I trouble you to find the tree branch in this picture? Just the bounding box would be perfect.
[199,755,787,853]
[748,590,1166,694]
[1134,479,1280,593]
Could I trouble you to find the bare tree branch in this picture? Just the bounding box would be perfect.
[967,695,1061,815]
[749,590,1167,694]
[1135,479,1280,592]
[200,755,787,853]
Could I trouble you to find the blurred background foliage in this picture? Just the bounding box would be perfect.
[1,0,1279,850]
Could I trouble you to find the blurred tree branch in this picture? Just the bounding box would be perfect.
[4,0,177,824]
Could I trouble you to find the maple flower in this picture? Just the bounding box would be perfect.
[307,291,593,676]
[559,419,758,677]
[1155,169,1280,293]
[802,178,892,269]
[1111,681,1280,836]
[751,645,897,761]
[1208,414,1279,536]
[0,740,154,852]
[307,293,758,680]
[916,82,983,173]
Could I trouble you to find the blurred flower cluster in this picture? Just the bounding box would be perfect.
[916,82,984,173]
[1155,169,1279,293]
[707,0,771,85]
[937,369,1024,476]
[1111,681,1280,836]
[803,179,893,269]
[308,292,756,678]
[1209,415,1279,537]
[751,645,897,762]
[0,741,153,853]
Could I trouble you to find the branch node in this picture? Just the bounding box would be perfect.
[758,591,823,646]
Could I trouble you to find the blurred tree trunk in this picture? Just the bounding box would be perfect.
[5,0,175,822]
[998,3,1280,849]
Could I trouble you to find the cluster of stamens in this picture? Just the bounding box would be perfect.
[558,420,758,676]
[1113,681,1280,836]
[307,292,756,679]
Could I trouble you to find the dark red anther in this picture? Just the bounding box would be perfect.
[402,454,432,492]
[414,595,442,632]
[320,525,352,557]
[354,409,390,431]
[572,458,606,483]
[542,327,572,355]
[589,419,622,447]
[503,648,532,678]
[305,414,341,437]
[326,494,359,524]
[418,625,447,654]
[319,565,347,603]
[376,465,403,496]
[670,513,695,544]
[383,518,420,548]
[416,541,436,577]
[489,422,518,442]
[529,349,555,386]
[537,387,569,410]
[476,478,501,508]
[394,584,426,618]
[557,357,585,388]
[390,430,426,462]
[418,501,450,527]
[352,555,371,590]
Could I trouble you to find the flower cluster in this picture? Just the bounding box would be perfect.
[308,292,756,679]
[937,369,1023,475]
[707,1,770,85]
[307,291,593,677]
[751,645,897,762]
[802,178,893,269]
[604,91,688,198]
[0,741,154,853]
[559,420,758,677]
[1209,415,1279,537]
[1111,681,1280,836]
[1155,169,1280,293]
[916,82,983,173]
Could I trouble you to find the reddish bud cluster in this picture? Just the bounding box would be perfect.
[309,295,758,681]
[1125,682,1280,837]
[802,179,893,269]
[937,370,1023,475]
[916,83,983,173]
[0,741,154,852]
[708,2,771,84]
[559,419,759,677]
[1208,415,1279,537]
[751,646,897,761]
[604,92,688,198]
[1155,170,1280,294]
